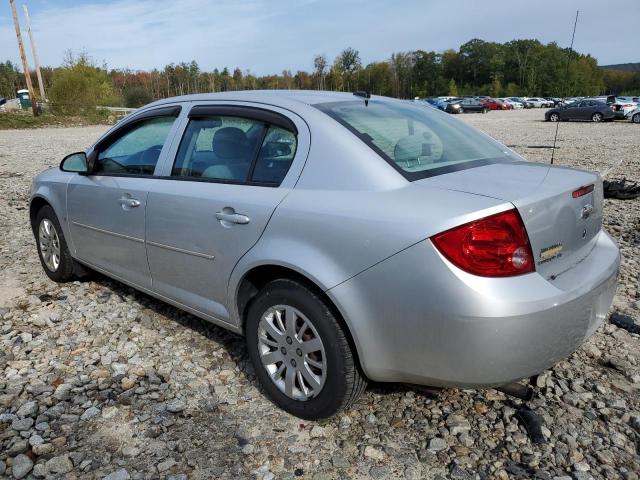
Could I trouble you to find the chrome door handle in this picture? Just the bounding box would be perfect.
[216,211,250,225]
[119,197,140,208]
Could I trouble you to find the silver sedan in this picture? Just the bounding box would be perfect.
[30,91,619,419]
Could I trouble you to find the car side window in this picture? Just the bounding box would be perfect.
[96,117,176,175]
[172,116,264,181]
[251,126,297,184]
[172,115,297,186]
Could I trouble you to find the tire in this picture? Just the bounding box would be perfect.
[592,112,603,122]
[245,278,367,419]
[458,107,464,114]
[632,113,640,124]
[483,108,488,114]
[34,205,77,282]
[549,113,559,122]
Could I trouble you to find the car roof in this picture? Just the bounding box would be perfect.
[143,90,372,110]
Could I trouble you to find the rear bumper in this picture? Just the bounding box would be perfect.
[329,230,619,387]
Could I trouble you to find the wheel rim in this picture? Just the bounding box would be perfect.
[550,113,558,122]
[39,218,61,272]
[633,114,640,124]
[593,113,602,122]
[257,304,327,401]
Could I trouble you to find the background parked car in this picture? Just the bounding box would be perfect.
[445,98,488,114]
[482,98,510,110]
[506,97,533,108]
[545,99,615,122]
[498,98,523,109]
[627,107,640,123]
[611,100,638,120]
[525,97,554,108]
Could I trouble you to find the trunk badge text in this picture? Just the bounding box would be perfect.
[580,204,594,219]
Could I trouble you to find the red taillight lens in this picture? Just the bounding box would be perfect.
[432,209,534,277]
[572,184,594,198]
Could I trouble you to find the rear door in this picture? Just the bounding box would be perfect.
[66,106,182,288]
[146,103,309,323]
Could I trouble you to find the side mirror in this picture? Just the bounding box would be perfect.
[60,152,88,174]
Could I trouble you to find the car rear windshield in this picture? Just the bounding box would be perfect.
[314,100,514,180]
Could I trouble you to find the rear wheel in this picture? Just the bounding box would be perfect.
[549,112,559,122]
[632,113,640,124]
[246,279,366,419]
[483,108,489,114]
[592,112,603,122]
[35,206,77,282]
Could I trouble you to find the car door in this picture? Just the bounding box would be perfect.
[145,104,308,324]
[66,106,182,288]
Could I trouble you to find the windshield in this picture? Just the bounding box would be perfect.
[314,99,514,180]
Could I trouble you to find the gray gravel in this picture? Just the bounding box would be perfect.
[0,109,638,479]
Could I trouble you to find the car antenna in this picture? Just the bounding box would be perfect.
[551,10,579,165]
[353,90,370,106]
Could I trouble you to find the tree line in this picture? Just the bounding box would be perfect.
[1,38,638,114]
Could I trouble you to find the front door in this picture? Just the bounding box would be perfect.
[67,113,180,288]
[146,105,301,322]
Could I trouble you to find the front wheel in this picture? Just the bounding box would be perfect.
[246,279,367,419]
[34,206,77,282]
[458,107,464,114]
[632,113,640,124]
[592,112,603,122]
[549,113,559,122]
[483,108,488,114]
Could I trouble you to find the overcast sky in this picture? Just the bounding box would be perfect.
[1,0,638,74]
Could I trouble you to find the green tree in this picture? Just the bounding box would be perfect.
[448,78,458,96]
[49,52,120,114]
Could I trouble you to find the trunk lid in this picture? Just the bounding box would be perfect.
[423,162,603,279]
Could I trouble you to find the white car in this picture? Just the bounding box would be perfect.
[498,98,523,109]
[524,97,553,108]
[626,107,640,123]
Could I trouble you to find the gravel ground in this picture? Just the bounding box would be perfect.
[0,109,638,480]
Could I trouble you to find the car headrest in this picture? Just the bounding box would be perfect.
[262,141,291,158]
[212,127,251,159]
[394,135,431,163]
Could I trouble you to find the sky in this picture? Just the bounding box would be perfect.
[0,0,638,74]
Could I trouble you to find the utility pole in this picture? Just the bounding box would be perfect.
[23,4,46,101]
[9,0,38,116]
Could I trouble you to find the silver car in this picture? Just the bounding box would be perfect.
[30,91,619,419]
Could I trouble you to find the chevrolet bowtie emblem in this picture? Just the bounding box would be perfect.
[581,204,593,219]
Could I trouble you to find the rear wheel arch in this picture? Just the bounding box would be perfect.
[235,264,367,378]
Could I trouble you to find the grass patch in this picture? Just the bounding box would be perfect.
[0,110,118,130]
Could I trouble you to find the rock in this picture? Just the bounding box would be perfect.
[446,414,471,435]
[309,425,327,438]
[32,442,54,455]
[0,460,5,476]
[46,454,74,474]
[428,437,447,452]
[242,444,255,455]
[166,399,186,413]
[53,383,73,401]
[11,454,34,479]
[364,446,386,461]
[81,406,100,420]
[157,458,176,472]
[103,468,131,480]
[332,455,350,468]
[16,400,38,418]
[369,465,390,479]
[121,377,136,390]
[122,446,140,457]
[11,417,34,431]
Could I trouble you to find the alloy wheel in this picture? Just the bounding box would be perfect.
[592,113,603,122]
[633,113,640,124]
[257,304,327,401]
[550,113,559,122]
[39,218,61,272]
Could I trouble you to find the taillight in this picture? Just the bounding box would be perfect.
[432,209,534,277]
[572,184,594,198]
